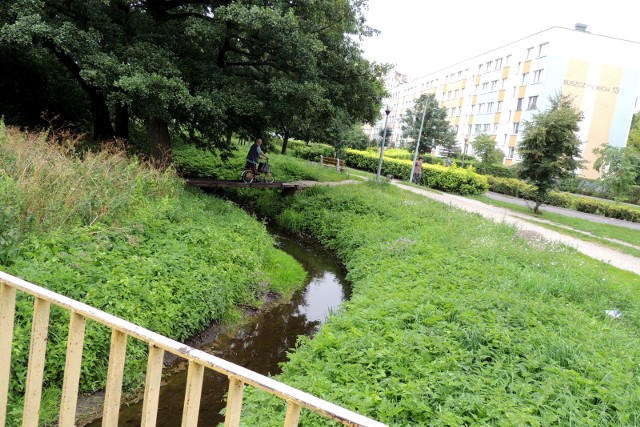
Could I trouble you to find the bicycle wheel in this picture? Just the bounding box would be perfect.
[264,172,275,183]
[241,169,254,183]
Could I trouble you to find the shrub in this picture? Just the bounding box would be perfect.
[345,149,488,195]
[171,143,222,177]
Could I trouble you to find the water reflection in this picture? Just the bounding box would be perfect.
[87,229,350,426]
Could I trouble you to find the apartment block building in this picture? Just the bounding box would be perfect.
[370,25,640,178]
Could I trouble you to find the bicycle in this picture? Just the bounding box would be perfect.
[241,159,275,183]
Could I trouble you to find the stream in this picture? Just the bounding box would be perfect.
[86,227,351,426]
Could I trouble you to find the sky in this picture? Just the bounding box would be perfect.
[358,0,640,79]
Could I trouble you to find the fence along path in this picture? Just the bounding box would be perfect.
[0,271,387,427]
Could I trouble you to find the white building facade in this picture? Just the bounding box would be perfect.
[371,25,640,178]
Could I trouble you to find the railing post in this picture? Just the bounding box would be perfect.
[283,401,301,427]
[336,158,340,172]
[181,361,204,427]
[59,312,86,427]
[224,377,244,427]
[0,283,16,427]
[320,155,324,166]
[102,329,128,427]
[141,344,165,427]
[22,297,51,427]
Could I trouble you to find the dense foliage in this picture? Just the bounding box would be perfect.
[235,182,640,426]
[345,149,488,195]
[400,93,456,154]
[0,0,386,161]
[0,125,306,424]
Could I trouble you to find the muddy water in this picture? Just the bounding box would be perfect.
[88,228,350,426]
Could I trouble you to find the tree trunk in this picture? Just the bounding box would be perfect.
[281,128,290,155]
[114,104,129,140]
[44,42,115,140]
[148,118,171,168]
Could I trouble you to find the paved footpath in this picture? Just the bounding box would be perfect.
[391,181,640,276]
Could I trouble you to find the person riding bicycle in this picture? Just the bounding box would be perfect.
[245,138,268,174]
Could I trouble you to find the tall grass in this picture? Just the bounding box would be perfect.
[1,123,306,425]
[0,122,177,234]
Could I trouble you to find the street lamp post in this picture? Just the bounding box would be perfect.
[461,137,469,167]
[409,101,428,183]
[376,107,391,182]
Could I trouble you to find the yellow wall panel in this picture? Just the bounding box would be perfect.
[468,115,474,124]
[518,85,527,98]
[502,66,510,79]
[509,135,517,147]
[513,111,522,123]
[582,65,623,178]
[494,112,501,123]
[475,75,481,85]
[498,90,505,101]
[523,60,531,73]
[505,159,513,166]
[472,95,477,105]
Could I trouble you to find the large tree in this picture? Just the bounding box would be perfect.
[593,143,640,199]
[400,93,455,153]
[472,133,504,174]
[518,93,584,212]
[0,0,384,164]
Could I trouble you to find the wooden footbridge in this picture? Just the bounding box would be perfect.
[185,178,311,195]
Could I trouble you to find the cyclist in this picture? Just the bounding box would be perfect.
[245,138,269,174]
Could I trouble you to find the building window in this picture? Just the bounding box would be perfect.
[522,73,528,85]
[505,55,511,66]
[512,86,517,98]
[478,103,485,113]
[533,69,543,83]
[487,60,493,70]
[516,98,523,111]
[495,58,502,69]
[538,42,549,57]
[527,96,538,110]
[458,71,462,79]
[491,80,498,91]
[468,125,472,134]
[507,147,515,158]
[483,124,490,132]
[494,124,499,133]
[482,82,489,91]
[454,89,459,98]
[497,101,503,112]
[475,124,481,134]
[487,102,494,113]
[478,64,483,73]
[513,122,520,133]
[526,47,534,59]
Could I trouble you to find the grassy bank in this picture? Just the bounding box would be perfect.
[0,125,306,425]
[234,181,640,426]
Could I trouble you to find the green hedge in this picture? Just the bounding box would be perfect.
[346,149,488,195]
[488,176,640,222]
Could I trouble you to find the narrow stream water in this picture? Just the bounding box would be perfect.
[87,227,350,426]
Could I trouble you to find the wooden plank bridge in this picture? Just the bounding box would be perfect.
[185,178,310,194]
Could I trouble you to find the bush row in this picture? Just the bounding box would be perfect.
[345,149,489,195]
[488,176,640,222]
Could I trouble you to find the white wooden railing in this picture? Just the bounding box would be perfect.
[0,271,388,427]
